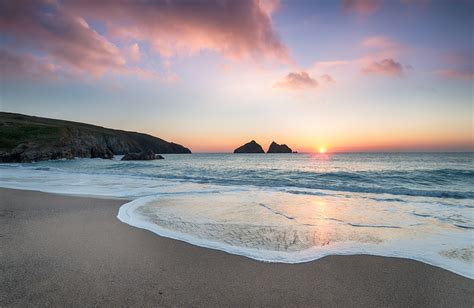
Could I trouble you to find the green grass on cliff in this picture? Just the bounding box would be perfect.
[0,124,62,151]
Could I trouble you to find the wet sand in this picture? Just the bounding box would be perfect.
[1,188,473,307]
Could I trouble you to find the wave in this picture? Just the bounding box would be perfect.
[348,223,401,229]
[105,168,472,200]
[284,184,473,200]
[2,159,473,200]
[455,224,474,229]
[258,203,296,221]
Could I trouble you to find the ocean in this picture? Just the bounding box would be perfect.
[1,153,473,278]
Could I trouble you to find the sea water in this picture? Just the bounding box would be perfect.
[1,153,472,278]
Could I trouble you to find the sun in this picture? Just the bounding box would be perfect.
[319,146,326,154]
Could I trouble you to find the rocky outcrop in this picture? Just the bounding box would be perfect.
[0,112,191,163]
[122,150,164,161]
[267,141,292,153]
[233,140,264,153]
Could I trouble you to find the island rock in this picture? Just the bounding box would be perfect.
[122,150,164,161]
[233,140,264,153]
[267,141,292,153]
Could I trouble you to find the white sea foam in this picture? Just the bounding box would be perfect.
[0,165,247,198]
[117,191,474,279]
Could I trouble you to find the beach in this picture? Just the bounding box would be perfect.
[1,188,473,307]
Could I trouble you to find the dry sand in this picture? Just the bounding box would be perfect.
[1,188,473,307]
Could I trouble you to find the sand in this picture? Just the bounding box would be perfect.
[1,188,473,307]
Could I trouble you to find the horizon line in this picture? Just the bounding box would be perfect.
[182,151,474,154]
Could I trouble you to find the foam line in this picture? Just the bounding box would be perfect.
[117,196,474,279]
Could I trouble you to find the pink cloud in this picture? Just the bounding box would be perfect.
[361,36,407,60]
[274,71,336,90]
[343,0,383,16]
[0,48,58,80]
[440,51,472,68]
[360,37,410,77]
[436,51,473,81]
[275,71,318,90]
[127,43,141,63]
[0,1,127,77]
[362,36,399,50]
[0,0,288,80]
[313,60,352,70]
[361,58,404,76]
[0,46,164,82]
[309,37,409,80]
[320,74,336,83]
[436,69,473,81]
[65,0,289,63]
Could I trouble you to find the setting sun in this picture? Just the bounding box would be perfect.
[319,147,327,154]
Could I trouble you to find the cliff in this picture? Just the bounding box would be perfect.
[267,141,292,153]
[0,112,191,163]
[233,140,265,153]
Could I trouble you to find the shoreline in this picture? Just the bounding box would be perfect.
[1,187,473,306]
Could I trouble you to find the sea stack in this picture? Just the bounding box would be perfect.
[233,140,265,153]
[121,150,164,161]
[267,141,292,153]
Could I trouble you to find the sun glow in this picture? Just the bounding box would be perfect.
[319,147,327,154]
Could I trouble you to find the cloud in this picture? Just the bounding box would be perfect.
[127,43,141,63]
[436,51,473,81]
[308,37,409,81]
[0,48,58,80]
[360,36,410,77]
[65,0,289,62]
[441,51,472,67]
[0,1,127,77]
[362,36,406,60]
[342,0,383,16]
[274,71,335,90]
[361,58,404,76]
[320,74,336,83]
[362,36,399,50]
[275,71,318,90]
[0,0,288,80]
[313,60,352,70]
[311,38,409,80]
[436,69,473,81]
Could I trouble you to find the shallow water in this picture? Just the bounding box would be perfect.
[1,153,473,277]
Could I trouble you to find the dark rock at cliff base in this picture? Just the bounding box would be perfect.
[122,151,164,161]
[233,140,265,153]
[0,112,191,163]
[267,141,292,153]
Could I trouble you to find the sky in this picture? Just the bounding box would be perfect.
[0,0,473,153]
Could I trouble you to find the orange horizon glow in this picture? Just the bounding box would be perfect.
[145,107,473,153]
[161,137,474,153]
